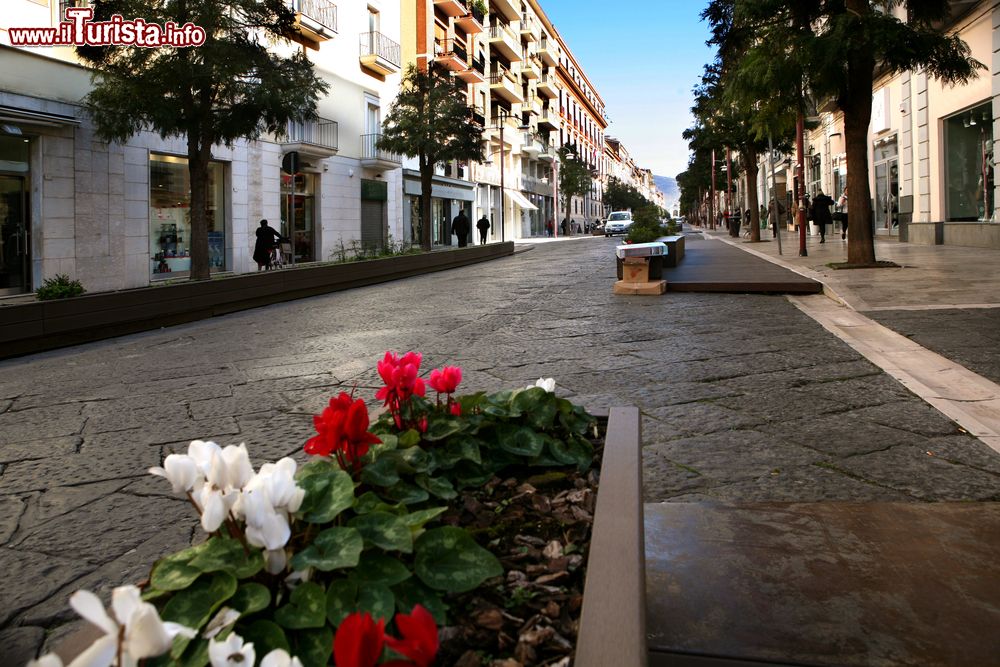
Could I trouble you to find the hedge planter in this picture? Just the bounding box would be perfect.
[0,243,514,360]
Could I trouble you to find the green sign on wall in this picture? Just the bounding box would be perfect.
[361,179,388,201]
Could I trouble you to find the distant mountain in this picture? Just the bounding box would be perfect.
[653,175,679,203]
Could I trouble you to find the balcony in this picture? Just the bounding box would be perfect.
[455,5,485,34]
[520,95,540,115]
[286,0,337,48]
[490,0,522,22]
[433,0,467,17]
[521,55,540,79]
[538,106,558,130]
[361,133,402,169]
[488,23,523,62]
[537,71,558,98]
[435,38,468,72]
[469,105,486,128]
[538,140,555,162]
[359,31,401,76]
[521,131,541,157]
[519,15,537,41]
[537,36,558,66]
[489,64,523,104]
[281,117,339,158]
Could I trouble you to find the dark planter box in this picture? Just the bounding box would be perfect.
[616,255,664,280]
[658,235,685,268]
[577,406,647,666]
[0,243,514,359]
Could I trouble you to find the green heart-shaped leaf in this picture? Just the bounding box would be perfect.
[326,579,357,626]
[414,526,503,593]
[289,627,334,667]
[495,423,545,457]
[274,582,326,629]
[349,553,412,587]
[290,526,364,572]
[415,474,457,500]
[188,537,264,579]
[349,512,412,553]
[298,469,355,523]
[229,583,270,616]
[238,619,289,657]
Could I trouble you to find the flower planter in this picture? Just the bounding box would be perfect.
[42,402,647,667]
[576,406,648,667]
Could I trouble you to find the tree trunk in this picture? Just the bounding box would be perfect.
[419,154,433,252]
[844,0,876,265]
[187,134,212,281]
[742,151,760,242]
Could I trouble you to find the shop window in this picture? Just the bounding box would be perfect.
[945,102,994,221]
[149,154,226,278]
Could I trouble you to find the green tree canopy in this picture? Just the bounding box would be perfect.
[78,0,328,280]
[378,64,485,250]
[557,145,593,226]
[718,0,983,264]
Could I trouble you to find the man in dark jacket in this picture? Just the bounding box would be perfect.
[476,215,490,245]
[451,210,470,247]
[811,191,835,243]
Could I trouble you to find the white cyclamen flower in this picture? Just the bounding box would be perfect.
[209,633,255,667]
[148,454,201,494]
[241,458,304,515]
[530,377,556,393]
[187,440,222,477]
[242,490,291,551]
[260,648,304,667]
[25,655,63,667]
[193,483,239,533]
[220,444,255,490]
[69,586,195,666]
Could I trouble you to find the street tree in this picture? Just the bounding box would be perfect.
[605,176,653,213]
[558,146,593,230]
[77,0,328,281]
[724,0,982,265]
[378,64,485,251]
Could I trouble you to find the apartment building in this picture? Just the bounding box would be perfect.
[399,0,486,245]
[757,0,1000,249]
[553,34,607,230]
[0,0,404,296]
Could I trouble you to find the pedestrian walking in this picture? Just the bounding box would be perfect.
[451,210,470,248]
[253,219,284,271]
[811,190,834,243]
[837,190,848,239]
[545,219,554,237]
[476,214,491,245]
[767,198,786,239]
[802,193,812,233]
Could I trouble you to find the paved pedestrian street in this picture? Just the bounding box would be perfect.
[2,237,999,662]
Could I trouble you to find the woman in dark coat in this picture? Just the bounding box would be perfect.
[811,191,834,243]
[253,219,283,271]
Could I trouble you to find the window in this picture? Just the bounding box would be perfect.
[945,102,993,221]
[149,154,226,278]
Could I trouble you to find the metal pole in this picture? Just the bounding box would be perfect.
[553,151,559,238]
[726,146,732,235]
[796,111,807,256]
[500,120,505,243]
[768,135,782,256]
[710,149,716,230]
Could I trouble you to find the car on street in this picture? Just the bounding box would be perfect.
[604,211,633,236]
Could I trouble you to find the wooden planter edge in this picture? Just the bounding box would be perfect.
[576,406,648,666]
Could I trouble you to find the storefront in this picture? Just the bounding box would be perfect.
[945,101,993,222]
[402,170,475,247]
[0,135,31,295]
[280,172,317,262]
[149,154,227,279]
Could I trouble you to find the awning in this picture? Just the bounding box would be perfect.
[505,188,538,211]
[0,105,80,128]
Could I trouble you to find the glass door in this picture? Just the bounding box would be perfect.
[0,174,30,296]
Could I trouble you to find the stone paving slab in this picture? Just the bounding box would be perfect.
[645,502,1000,667]
[1,237,998,661]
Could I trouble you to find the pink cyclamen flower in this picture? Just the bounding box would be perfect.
[428,366,462,395]
[375,351,426,406]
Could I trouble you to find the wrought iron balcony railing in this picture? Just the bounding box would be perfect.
[285,117,338,150]
[362,133,402,164]
[359,31,401,69]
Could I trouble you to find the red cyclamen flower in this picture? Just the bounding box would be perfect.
[449,402,462,417]
[385,605,439,667]
[428,366,462,395]
[375,351,426,407]
[305,393,381,467]
[334,612,386,667]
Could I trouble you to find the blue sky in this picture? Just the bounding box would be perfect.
[537,1,714,179]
